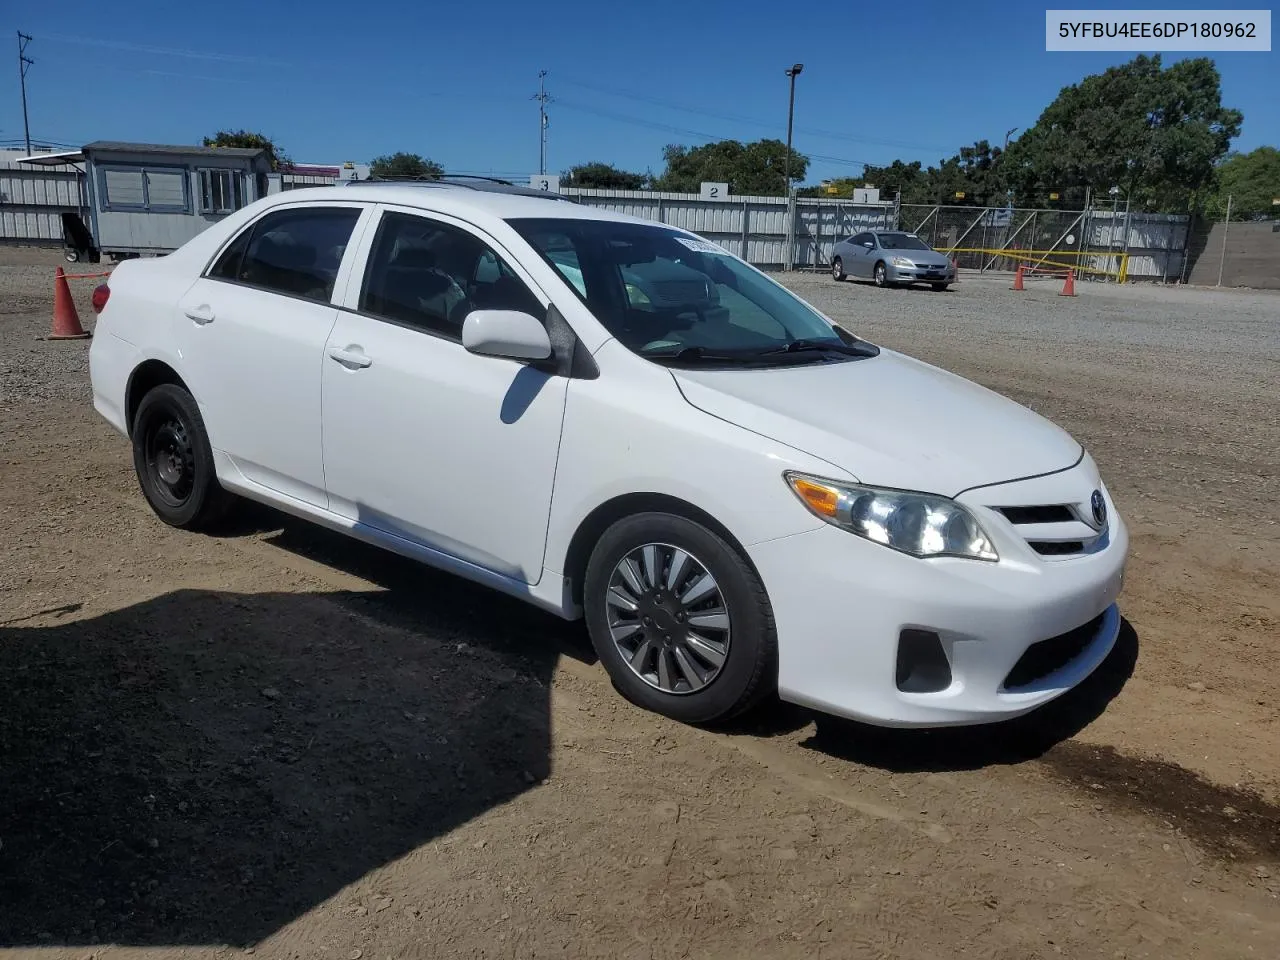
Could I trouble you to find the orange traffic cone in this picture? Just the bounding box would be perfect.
[1058,269,1077,297]
[1012,264,1025,291]
[50,267,91,340]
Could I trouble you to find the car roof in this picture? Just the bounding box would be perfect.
[272,181,660,228]
[347,175,578,200]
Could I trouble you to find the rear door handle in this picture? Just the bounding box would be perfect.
[328,346,372,369]
[185,305,215,325]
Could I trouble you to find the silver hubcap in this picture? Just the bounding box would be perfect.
[876,264,885,284]
[605,543,731,695]
[833,260,841,278]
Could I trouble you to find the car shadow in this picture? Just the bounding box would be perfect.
[202,498,598,668]
[837,279,953,292]
[796,618,1140,773]
[0,584,560,949]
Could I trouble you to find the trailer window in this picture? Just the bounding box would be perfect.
[199,169,248,215]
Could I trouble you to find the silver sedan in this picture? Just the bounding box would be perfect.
[831,231,956,290]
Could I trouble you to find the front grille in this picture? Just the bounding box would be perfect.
[1031,540,1085,556]
[999,505,1074,524]
[990,501,1100,560]
[1003,614,1105,689]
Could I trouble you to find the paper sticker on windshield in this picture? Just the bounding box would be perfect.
[675,236,729,255]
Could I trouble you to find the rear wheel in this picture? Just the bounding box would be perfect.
[584,512,777,725]
[131,383,232,530]
[831,257,846,281]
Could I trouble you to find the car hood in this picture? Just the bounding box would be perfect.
[671,349,1082,497]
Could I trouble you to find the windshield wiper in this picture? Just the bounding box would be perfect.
[641,345,769,365]
[755,338,878,358]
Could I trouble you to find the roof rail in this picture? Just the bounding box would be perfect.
[340,176,577,201]
[353,173,515,188]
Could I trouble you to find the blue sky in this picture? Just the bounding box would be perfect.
[5,0,1277,183]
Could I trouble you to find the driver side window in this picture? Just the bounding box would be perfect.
[359,212,542,340]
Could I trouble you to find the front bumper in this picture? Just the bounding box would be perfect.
[886,262,955,284]
[748,468,1128,727]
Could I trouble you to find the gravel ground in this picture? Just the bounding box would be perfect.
[1,248,1278,959]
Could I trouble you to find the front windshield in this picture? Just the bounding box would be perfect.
[507,218,873,365]
[876,233,932,251]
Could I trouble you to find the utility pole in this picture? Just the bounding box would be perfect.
[1216,194,1232,287]
[783,63,803,197]
[532,70,551,175]
[17,31,33,156]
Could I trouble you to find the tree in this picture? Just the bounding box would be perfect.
[652,139,807,196]
[369,152,444,180]
[203,130,289,172]
[562,162,648,190]
[1001,54,1242,210]
[1206,146,1280,219]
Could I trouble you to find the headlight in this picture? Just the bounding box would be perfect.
[890,256,914,267]
[784,473,998,561]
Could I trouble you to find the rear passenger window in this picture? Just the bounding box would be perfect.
[209,226,252,281]
[210,206,361,303]
[359,212,542,339]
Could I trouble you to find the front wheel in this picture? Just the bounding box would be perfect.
[583,512,777,725]
[874,261,890,287]
[131,383,232,530]
[831,257,846,282]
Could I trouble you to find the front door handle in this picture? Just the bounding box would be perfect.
[185,305,215,325]
[328,346,372,369]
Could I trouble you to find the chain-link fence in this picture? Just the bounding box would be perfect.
[897,204,1189,282]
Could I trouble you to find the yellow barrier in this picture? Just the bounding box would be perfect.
[936,247,1130,283]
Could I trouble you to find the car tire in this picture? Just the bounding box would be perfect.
[874,261,890,287]
[131,383,233,531]
[832,257,846,282]
[583,512,777,725]
[931,283,950,292]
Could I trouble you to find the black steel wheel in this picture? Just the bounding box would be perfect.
[131,383,232,530]
[584,512,777,725]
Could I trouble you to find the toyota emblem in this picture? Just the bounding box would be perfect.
[1090,490,1107,528]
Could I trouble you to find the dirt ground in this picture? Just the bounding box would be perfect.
[1,246,1277,960]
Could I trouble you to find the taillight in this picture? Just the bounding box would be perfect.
[91,283,110,314]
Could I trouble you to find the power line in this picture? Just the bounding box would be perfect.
[556,75,951,155]
[39,32,281,65]
[554,98,871,170]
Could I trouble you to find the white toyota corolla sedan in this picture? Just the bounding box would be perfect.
[88,179,1127,728]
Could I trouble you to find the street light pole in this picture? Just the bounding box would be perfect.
[783,63,803,197]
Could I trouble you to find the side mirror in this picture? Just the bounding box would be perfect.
[461,309,552,362]
[862,241,874,249]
